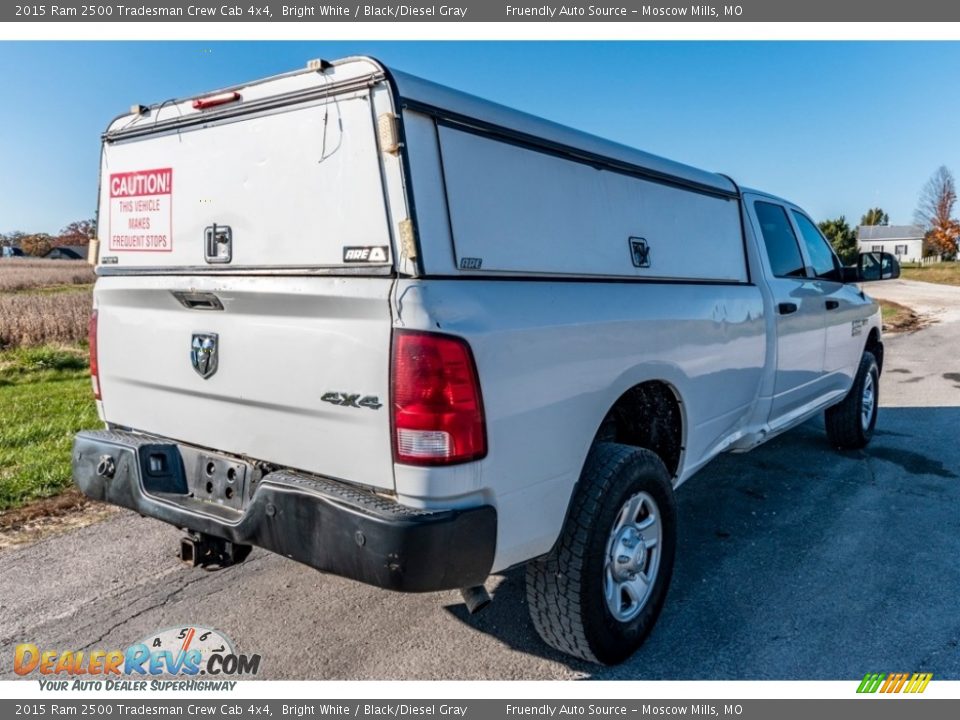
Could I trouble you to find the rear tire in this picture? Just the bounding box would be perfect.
[825,351,879,450]
[525,443,676,664]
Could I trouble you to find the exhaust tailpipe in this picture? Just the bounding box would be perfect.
[460,584,492,614]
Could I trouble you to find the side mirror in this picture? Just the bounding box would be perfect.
[854,251,901,282]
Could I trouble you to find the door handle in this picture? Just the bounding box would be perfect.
[204,223,233,264]
[825,300,840,310]
[172,291,224,311]
[778,302,798,315]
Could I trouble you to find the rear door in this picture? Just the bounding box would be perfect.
[748,198,829,423]
[93,63,403,491]
[100,81,393,270]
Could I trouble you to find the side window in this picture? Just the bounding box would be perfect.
[792,211,841,282]
[754,201,806,278]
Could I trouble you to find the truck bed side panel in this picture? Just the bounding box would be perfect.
[390,279,766,570]
[436,126,746,281]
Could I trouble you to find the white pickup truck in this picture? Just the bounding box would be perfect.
[74,56,900,665]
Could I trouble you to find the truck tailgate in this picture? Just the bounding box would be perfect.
[94,275,395,491]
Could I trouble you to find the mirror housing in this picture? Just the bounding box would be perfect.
[845,251,901,283]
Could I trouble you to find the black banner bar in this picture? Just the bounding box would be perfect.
[2,700,960,720]
[5,1,960,22]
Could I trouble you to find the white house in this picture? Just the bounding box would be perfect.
[857,225,924,263]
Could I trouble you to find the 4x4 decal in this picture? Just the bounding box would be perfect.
[321,392,383,410]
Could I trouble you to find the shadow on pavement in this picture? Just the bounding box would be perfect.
[444,407,960,679]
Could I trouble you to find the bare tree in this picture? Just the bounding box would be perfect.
[914,166,960,258]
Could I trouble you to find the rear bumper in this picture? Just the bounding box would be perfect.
[72,430,496,592]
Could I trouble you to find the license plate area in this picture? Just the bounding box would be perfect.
[189,452,249,510]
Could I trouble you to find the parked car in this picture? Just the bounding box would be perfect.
[73,56,899,664]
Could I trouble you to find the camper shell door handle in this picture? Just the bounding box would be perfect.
[204,224,232,264]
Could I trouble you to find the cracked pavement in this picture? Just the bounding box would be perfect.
[1,279,958,680]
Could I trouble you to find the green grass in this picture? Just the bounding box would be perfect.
[879,300,910,323]
[900,262,960,286]
[15,283,95,296]
[0,345,99,511]
[880,301,901,321]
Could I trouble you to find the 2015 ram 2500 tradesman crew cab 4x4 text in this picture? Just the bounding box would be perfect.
[74,56,900,664]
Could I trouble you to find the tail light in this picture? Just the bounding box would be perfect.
[88,309,101,400]
[391,330,486,466]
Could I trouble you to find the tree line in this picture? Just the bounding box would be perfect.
[0,219,96,257]
[819,166,960,264]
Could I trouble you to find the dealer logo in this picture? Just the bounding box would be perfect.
[14,626,261,691]
[857,672,932,694]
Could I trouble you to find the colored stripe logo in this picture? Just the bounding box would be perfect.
[857,672,932,694]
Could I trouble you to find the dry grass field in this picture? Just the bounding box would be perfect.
[0,257,95,292]
[0,290,93,349]
[900,261,960,286]
[0,258,95,349]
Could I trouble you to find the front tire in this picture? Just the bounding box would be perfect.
[525,443,677,664]
[825,351,879,450]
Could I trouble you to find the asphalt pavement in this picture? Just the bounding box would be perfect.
[1,279,958,680]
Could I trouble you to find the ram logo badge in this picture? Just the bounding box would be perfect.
[629,237,651,268]
[321,392,382,410]
[190,333,219,379]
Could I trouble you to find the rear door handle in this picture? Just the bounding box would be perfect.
[825,300,840,310]
[778,302,798,315]
[172,291,224,311]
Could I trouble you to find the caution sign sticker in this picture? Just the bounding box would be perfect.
[108,168,173,252]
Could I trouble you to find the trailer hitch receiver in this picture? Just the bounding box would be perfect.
[178,532,251,569]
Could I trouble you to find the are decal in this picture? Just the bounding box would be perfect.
[343,245,389,263]
[108,168,173,252]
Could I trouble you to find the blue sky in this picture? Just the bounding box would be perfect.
[0,41,957,235]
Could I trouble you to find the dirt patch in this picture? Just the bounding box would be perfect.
[0,488,118,551]
[880,299,930,334]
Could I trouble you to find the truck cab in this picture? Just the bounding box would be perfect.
[740,190,885,444]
